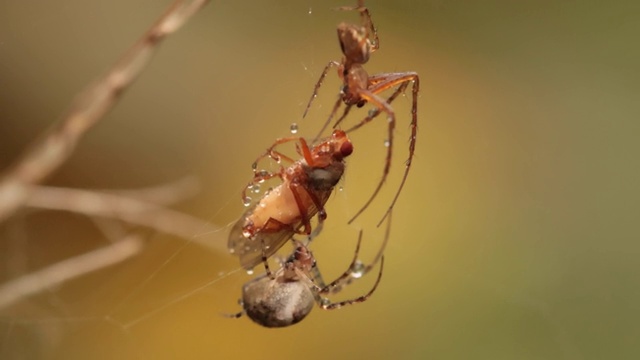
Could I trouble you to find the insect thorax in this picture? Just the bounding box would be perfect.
[303,162,345,192]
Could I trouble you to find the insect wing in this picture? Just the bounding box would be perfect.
[228,205,295,270]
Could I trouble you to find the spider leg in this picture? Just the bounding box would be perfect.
[295,225,388,311]
[247,135,313,203]
[345,72,420,226]
[307,261,328,288]
[266,150,296,165]
[345,88,397,225]
[304,218,324,247]
[250,168,283,183]
[345,83,406,134]
[331,103,354,131]
[330,211,392,294]
[302,60,341,119]
[318,255,384,311]
[372,73,419,226]
[223,298,246,319]
[260,238,275,280]
[223,309,245,319]
[318,229,365,293]
[308,212,391,294]
[241,167,285,205]
[335,1,379,52]
[252,136,307,170]
[312,96,349,143]
[292,230,365,296]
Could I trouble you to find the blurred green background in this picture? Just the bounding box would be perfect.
[1,0,639,359]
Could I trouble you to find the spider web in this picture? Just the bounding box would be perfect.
[1,0,603,358]
[0,1,399,359]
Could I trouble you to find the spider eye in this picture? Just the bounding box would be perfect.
[340,142,353,157]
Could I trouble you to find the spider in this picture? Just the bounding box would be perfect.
[228,228,385,328]
[228,129,353,270]
[302,0,420,226]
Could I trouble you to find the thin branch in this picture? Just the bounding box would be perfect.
[0,234,145,310]
[24,185,227,253]
[0,0,210,223]
[105,176,201,206]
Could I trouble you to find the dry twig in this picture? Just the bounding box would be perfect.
[105,176,201,206]
[0,0,210,223]
[24,185,226,252]
[0,234,145,310]
[0,0,217,311]
[0,180,226,311]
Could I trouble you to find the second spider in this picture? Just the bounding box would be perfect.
[303,0,420,226]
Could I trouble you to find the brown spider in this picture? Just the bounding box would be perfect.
[228,130,353,270]
[303,0,420,226]
[228,228,386,328]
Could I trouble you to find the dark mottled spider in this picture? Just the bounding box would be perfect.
[228,225,388,328]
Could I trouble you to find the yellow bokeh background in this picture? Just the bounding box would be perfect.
[1,0,638,359]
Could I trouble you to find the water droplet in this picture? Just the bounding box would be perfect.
[308,7,312,15]
[243,196,252,207]
[290,123,299,134]
[338,186,344,192]
[246,269,254,275]
[368,108,377,117]
[252,184,261,194]
[242,229,251,238]
[350,260,365,279]
[255,170,269,183]
[320,298,330,306]
[251,162,258,170]
[384,139,390,147]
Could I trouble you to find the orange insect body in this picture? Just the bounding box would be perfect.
[245,185,301,233]
[228,130,353,270]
